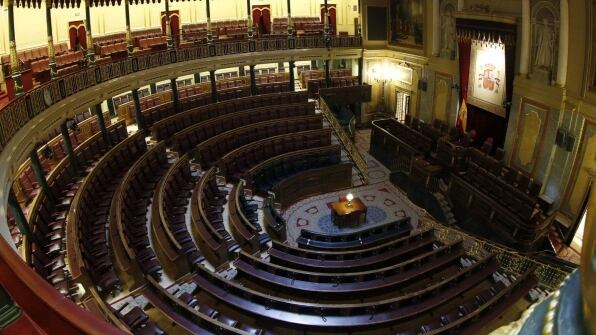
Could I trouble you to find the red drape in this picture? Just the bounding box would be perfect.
[457,38,471,101]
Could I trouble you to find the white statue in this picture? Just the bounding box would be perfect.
[533,18,555,68]
[441,10,456,53]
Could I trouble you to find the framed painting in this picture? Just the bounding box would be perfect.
[389,0,425,49]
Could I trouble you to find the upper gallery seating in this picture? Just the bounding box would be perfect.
[181,20,248,43]
[93,32,128,59]
[12,110,113,206]
[271,17,324,35]
[300,68,357,97]
[132,28,163,48]
[1,43,83,84]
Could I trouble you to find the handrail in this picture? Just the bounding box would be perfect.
[0,36,361,155]
[318,96,368,185]
[418,217,573,290]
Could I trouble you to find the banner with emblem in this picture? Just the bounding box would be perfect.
[468,39,506,117]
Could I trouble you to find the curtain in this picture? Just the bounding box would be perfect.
[457,37,471,101]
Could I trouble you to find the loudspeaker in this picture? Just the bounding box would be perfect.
[418,80,427,91]
[565,135,575,152]
[555,129,566,147]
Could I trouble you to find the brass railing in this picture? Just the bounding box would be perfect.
[419,217,573,291]
[318,96,368,185]
[0,35,362,155]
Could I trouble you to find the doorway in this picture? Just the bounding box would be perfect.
[395,90,411,122]
[161,10,180,45]
[252,5,271,36]
[320,4,337,35]
[68,20,86,51]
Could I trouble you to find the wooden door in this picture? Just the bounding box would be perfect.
[68,20,86,51]
[252,5,271,36]
[161,10,180,45]
[321,4,337,35]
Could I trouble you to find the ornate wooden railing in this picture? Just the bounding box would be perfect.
[418,217,574,291]
[0,35,362,156]
[318,95,368,185]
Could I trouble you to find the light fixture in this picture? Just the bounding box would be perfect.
[346,193,354,207]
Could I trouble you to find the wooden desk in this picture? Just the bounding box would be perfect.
[331,197,367,227]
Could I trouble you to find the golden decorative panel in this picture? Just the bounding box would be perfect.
[511,99,549,174]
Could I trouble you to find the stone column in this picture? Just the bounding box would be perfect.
[358,57,364,85]
[84,2,96,65]
[60,122,78,171]
[519,0,530,75]
[324,59,331,87]
[7,0,23,96]
[323,0,330,47]
[206,0,213,43]
[246,0,253,40]
[249,65,257,95]
[209,70,218,102]
[132,89,146,132]
[30,149,55,205]
[556,0,568,86]
[288,61,295,91]
[286,0,293,36]
[8,188,31,240]
[164,0,174,49]
[107,98,116,117]
[46,0,58,79]
[171,78,181,113]
[432,0,440,56]
[94,104,111,146]
[457,0,464,11]
[125,0,134,55]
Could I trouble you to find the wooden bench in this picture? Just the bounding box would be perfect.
[269,229,436,273]
[297,217,412,251]
[193,115,323,168]
[151,91,308,142]
[235,239,464,297]
[190,167,238,268]
[172,101,316,155]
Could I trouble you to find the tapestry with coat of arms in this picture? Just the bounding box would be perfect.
[468,39,507,117]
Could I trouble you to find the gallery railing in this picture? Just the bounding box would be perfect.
[0,35,362,156]
[419,217,574,291]
[318,96,368,185]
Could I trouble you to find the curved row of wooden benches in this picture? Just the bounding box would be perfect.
[151,91,308,142]
[27,89,537,335]
[193,115,323,169]
[29,121,127,296]
[296,216,412,251]
[172,101,316,155]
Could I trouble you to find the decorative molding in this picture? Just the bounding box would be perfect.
[454,11,518,25]
[511,97,550,176]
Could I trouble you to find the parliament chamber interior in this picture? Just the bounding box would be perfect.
[0,0,594,334]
